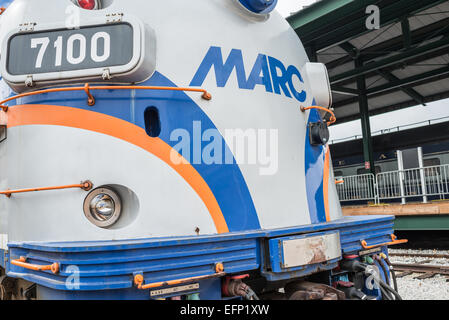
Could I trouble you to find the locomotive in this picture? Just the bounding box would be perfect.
[0,0,405,300]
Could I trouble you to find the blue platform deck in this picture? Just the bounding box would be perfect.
[4,215,394,293]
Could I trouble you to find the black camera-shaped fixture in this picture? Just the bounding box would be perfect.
[309,121,329,146]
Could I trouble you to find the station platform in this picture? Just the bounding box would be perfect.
[342,201,449,231]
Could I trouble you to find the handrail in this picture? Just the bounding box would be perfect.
[0,180,93,198]
[0,84,212,111]
[360,234,408,250]
[134,263,225,290]
[301,106,337,125]
[11,256,60,274]
[134,272,226,290]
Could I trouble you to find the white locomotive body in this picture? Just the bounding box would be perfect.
[0,0,401,300]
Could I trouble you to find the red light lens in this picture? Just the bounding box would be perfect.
[77,0,96,10]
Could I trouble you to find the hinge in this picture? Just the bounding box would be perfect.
[25,75,34,88]
[102,68,112,80]
[18,22,37,33]
[106,13,124,24]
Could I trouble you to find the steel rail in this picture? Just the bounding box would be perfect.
[392,263,449,275]
[389,253,449,259]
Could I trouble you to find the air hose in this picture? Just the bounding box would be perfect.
[245,287,260,301]
[378,277,402,300]
[224,278,260,300]
[374,256,390,284]
[382,254,399,293]
[373,255,393,300]
[341,259,403,300]
[379,285,393,300]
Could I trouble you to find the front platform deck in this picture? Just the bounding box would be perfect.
[342,201,449,230]
[2,215,394,298]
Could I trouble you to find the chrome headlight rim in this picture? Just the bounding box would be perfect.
[83,187,122,228]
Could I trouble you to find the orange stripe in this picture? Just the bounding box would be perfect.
[323,146,331,222]
[7,105,229,233]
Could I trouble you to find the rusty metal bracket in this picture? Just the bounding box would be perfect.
[0,109,7,143]
[285,281,346,300]
[84,83,95,106]
[0,126,6,144]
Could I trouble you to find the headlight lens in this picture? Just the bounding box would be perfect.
[84,187,121,227]
[90,194,115,220]
[71,0,101,10]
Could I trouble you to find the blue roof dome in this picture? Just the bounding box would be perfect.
[238,0,278,14]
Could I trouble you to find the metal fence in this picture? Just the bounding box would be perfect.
[336,173,377,202]
[337,164,449,204]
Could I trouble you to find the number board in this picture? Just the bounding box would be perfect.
[6,23,133,75]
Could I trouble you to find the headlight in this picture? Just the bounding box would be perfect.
[238,0,278,14]
[302,62,333,108]
[71,0,102,10]
[84,187,121,228]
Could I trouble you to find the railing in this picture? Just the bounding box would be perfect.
[336,173,377,202]
[0,83,212,111]
[377,164,449,203]
[336,164,449,204]
[329,116,449,145]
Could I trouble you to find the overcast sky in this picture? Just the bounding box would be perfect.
[277,0,317,17]
[276,0,449,141]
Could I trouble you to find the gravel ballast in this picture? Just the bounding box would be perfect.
[388,249,449,300]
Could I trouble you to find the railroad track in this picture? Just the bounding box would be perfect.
[389,252,449,259]
[393,263,449,279]
[390,253,449,280]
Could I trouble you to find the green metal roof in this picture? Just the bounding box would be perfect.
[287,0,357,30]
[287,0,449,123]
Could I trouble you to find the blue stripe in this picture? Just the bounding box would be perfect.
[7,215,395,291]
[304,103,327,223]
[7,73,261,232]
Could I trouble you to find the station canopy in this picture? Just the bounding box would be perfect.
[288,0,449,124]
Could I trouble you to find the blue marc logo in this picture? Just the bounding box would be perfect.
[190,46,307,102]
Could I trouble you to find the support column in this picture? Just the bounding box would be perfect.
[401,16,411,49]
[397,150,406,205]
[418,147,428,203]
[308,43,318,62]
[356,58,375,176]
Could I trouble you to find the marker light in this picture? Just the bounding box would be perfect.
[72,0,101,10]
[84,187,122,228]
[238,0,278,14]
